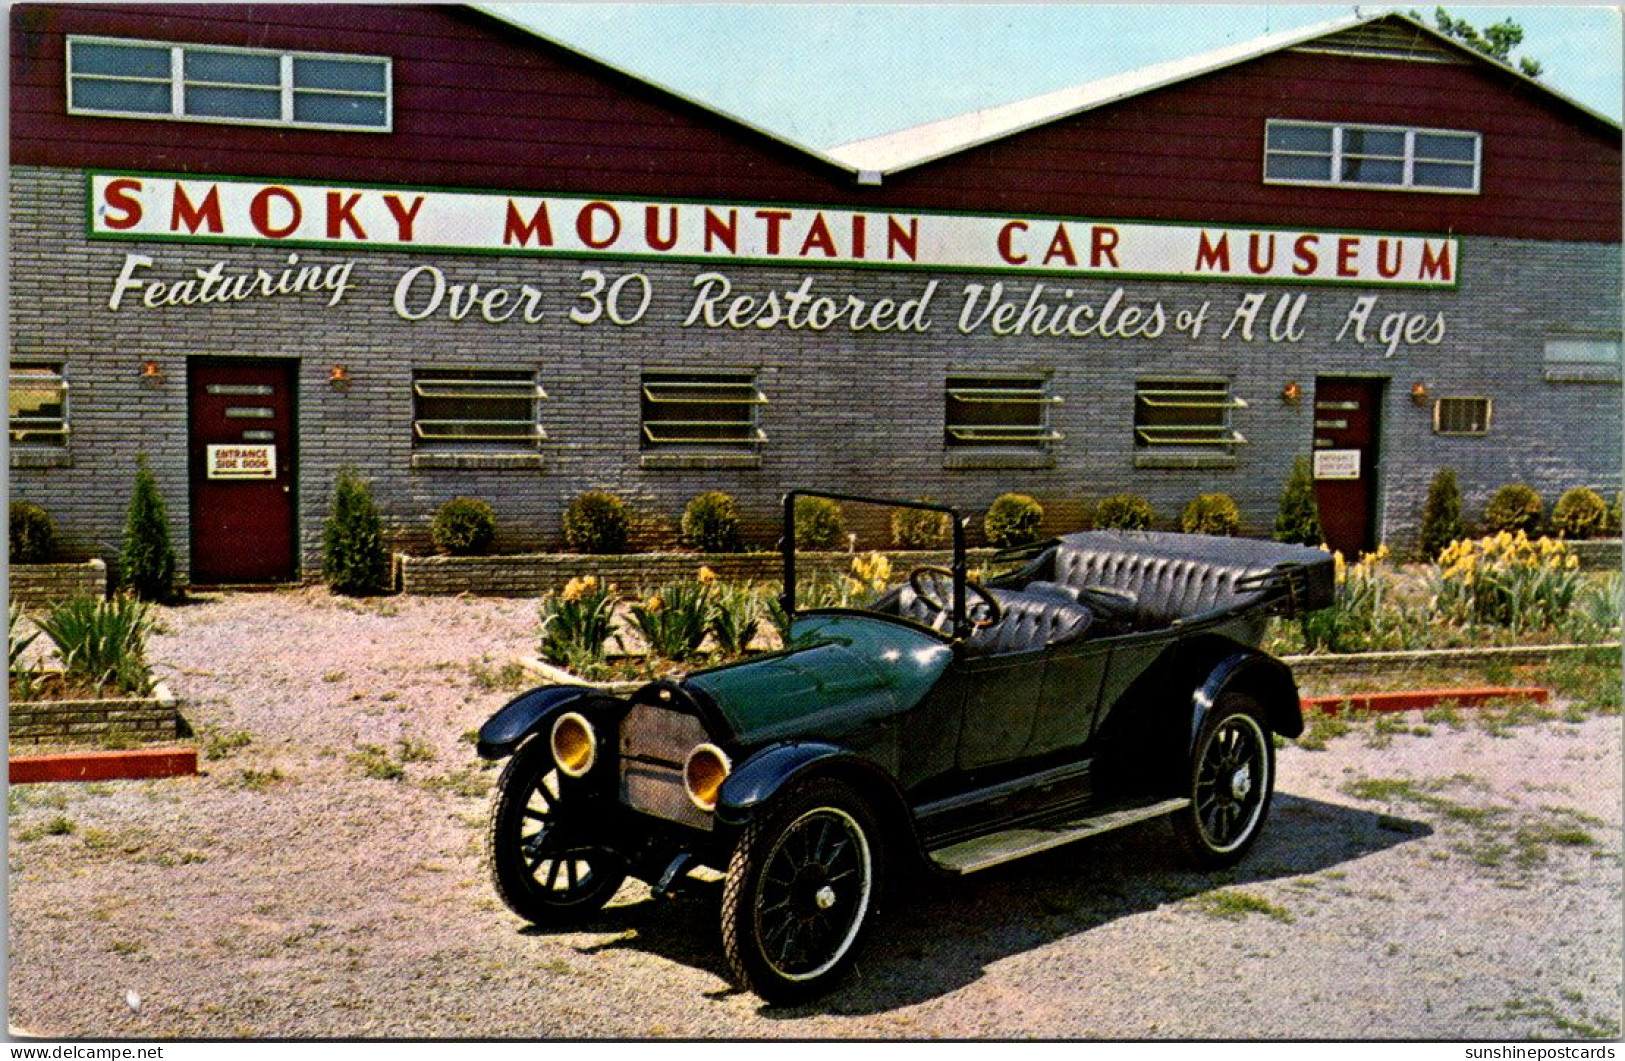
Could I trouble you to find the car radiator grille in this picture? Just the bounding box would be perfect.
[619,701,713,831]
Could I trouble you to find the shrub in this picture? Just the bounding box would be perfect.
[1552,487,1609,540]
[1181,493,1241,537]
[10,501,57,564]
[1273,457,1323,546]
[984,493,1044,548]
[793,496,846,549]
[891,503,951,549]
[322,467,390,596]
[35,594,154,695]
[539,575,619,669]
[1093,493,1155,532]
[1418,468,1465,562]
[681,491,742,553]
[1483,483,1544,536]
[563,491,629,554]
[119,456,177,601]
[1611,493,1623,537]
[430,497,497,556]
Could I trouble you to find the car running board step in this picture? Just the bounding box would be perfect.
[928,797,1191,875]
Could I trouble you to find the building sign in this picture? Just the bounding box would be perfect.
[89,173,1459,288]
[206,444,277,480]
[1313,449,1362,481]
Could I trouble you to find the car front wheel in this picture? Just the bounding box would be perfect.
[1173,692,1275,868]
[721,778,883,1004]
[486,735,626,926]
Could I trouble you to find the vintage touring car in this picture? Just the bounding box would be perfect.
[477,492,1334,1002]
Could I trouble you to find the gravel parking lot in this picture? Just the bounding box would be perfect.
[7,589,1621,1039]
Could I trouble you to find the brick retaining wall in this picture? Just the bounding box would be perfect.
[1570,539,1622,572]
[398,549,997,597]
[8,682,179,744]
[8,560,108,610]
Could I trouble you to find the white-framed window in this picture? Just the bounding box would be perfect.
[412,370,546,448]
[944,375,1062,447]
[1433,396,1492,436]
[1544,336,1622,382]
[1264,120,1480,193]
[640,371,767,449]
[1134,380,1247,449]
[9,362,69,447]
[67,36,391,131]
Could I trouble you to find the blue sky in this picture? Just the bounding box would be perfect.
[493,4,1623,148]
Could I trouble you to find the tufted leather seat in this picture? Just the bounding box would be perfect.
[1043,532,1281,630]
[896,586,1094,656]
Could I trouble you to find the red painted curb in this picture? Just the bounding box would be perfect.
[1302,687,1550,715]
[9,748,198,784]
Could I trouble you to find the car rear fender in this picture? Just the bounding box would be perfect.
[475,685,624,760]
[1189,649,1304,746]
[715,742,920,859]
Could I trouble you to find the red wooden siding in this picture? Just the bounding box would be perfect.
[12,5,1620,242]
[867,49,1621,242]
[10,3,859,203]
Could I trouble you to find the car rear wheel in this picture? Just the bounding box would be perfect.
[721,778,883,1004]
[1173,692,1275,868]
[487,735,626,925]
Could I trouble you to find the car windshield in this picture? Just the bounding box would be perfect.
[783,493,969,627]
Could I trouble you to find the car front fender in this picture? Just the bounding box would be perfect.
[476,685,622,760]
[714,742,907,830]
[1189,649,1304,747]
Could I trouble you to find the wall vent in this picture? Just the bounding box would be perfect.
[1292,23,1469,65]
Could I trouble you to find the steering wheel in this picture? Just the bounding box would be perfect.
[907,566,1003,630]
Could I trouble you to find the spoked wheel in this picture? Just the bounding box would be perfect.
[487,736,626,926]
[722,778,883,1004]
[1173,692,1275,868]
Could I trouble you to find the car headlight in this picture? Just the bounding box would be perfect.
[550,712,597,778]
[683,743,731,812]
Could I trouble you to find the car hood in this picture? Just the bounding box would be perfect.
[683,612,953,747]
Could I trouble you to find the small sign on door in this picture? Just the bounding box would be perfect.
[206,444,277,480]
[1313,449,1361,481]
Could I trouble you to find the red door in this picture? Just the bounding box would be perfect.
[1311,378,1384,558]
[189,360,297,583]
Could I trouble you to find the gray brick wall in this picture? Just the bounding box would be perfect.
[11,165,1621,579]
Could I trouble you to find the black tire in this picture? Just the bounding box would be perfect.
[1172,692,1275,869]
[486,735,626,926]
[721,778,884,1004]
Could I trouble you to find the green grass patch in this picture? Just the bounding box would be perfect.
[199,726,253,761]
[396,736,436,763]
[230,767,289,792]
[1295,710,1354,751]
[420,767,491,799]
[469,659,530,692]
[348,743,405,781]
[1186,888,1294,923]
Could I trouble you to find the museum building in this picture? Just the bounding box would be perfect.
[8,4,1621,582]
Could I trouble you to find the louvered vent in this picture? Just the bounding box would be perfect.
[1292,22,1468,64]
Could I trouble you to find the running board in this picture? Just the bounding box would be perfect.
[928,797,1191,875]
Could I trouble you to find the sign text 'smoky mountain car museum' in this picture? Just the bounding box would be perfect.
[9,4,1621,582]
